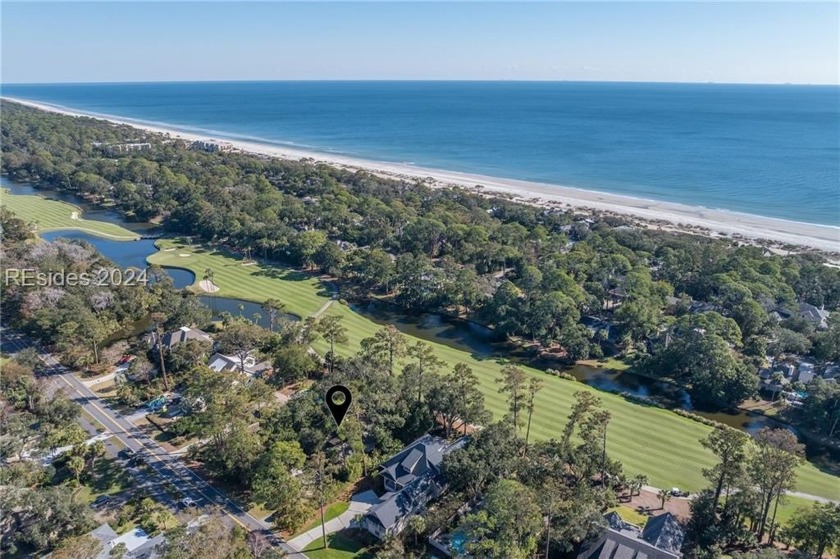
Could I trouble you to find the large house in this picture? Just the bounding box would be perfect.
[80,524,164,559]
[578,512,685,559]
[157,326,214,350]
[207,352,272,377]
[770,303,832,330]
[361,435,465,539]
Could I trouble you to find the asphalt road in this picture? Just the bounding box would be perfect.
[2,328,306,557]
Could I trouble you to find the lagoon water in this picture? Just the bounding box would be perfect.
[3,176,836,461]
[4,81,839,225]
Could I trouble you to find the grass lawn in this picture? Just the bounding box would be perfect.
[146,239,330,318]
[0,188,139,240]
[303,530,373,559]
[75,454,134,505]
[577,356,633,371]
[138,242,840,501]
[772,495,819,528]
[296,502,351,536]
[610,505,650,527]
[80,409,107,433]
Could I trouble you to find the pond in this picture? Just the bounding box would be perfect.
[40,230,196,289]
[4,176,837,463]
[1,176,158,235]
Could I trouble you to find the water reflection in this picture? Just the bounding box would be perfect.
[39,231,195,289]
[2,177,158,234]
[198,296,298,329]
[5,177,837,465]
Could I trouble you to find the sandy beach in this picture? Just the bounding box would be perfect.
[5,96,839,254]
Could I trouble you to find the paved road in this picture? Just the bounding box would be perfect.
[2,329,306,557]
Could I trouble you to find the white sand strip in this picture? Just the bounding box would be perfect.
[6,97,838,253]
[198,279,219,293]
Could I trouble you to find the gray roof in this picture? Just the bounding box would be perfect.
[85,524,164,559]
[365,475,442,530]
[641,513,685,554]
[798,303,830,328]
[207,352,272,376]
[364,435,463,532]
[160,326,213,349]
[578,527,681,559]
[380,435,447,489]
[605,512,640,534]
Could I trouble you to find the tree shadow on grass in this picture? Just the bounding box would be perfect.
[90,458,132,493]
[253,268,312,282]
[304,529,373,557]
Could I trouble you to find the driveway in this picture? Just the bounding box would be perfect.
[287,490,378,551]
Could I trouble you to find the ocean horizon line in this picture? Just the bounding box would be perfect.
[3,79,840,88]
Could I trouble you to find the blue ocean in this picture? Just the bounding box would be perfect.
[3,81,838,225]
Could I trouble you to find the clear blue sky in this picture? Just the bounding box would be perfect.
[2,2,838,85]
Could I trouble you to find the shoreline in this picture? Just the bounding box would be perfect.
[5,96,839,254]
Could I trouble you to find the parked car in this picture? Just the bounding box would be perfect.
[181,497,197,508]
[146,395,167,412]
[92,495,111,507]
[670,487,690,498]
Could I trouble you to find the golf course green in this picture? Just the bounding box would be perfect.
[146,239,840,501]
[0,188,139,240]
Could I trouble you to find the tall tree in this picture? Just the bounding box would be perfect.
[360,325,407,376]
[459,479,543,559]
[748,428,803,542]
[524,377,543,451]
[497,364,528,433]
[407,341,443,403]
[261,298,286,332]
[701,427,749,509]
[316,315,348,374]
[150,312,171,390]
[783,502,840,559]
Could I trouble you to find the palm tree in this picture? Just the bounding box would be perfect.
[87,440,106,476]
[632,474,649,496]
[203,268,216,311]
[405,515,427,548]
[658,488,671,510]
[68,455,85,485]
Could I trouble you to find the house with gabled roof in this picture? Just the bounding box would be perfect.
[577,512,685,559]
[641,513,684,554]
[155,326,214,350]
[361,435,465,539]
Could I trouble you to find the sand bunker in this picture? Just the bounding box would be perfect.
[198,280,220,293]
[179,253,191,257]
